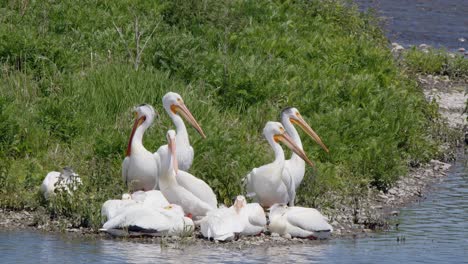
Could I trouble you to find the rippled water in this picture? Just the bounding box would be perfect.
[354,0,468,51]
[1,156,467,263]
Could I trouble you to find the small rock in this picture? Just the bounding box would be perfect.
[377,194,388,200]
[271,233,280,237]
[282,234,292,239]
[419,43,430,49]
[459,37,466,42]
[391,210,399,216]
[458,47,466,52]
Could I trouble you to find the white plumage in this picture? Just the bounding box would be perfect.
[158,130,216,218]
[40,167,81,200]
[122,104,159,191]
[243,122,314,208]
[155,92,206,172]
[269,204,333,239]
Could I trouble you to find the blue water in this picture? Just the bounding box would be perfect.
[355,0,468,52]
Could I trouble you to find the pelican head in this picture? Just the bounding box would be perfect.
[263,122,315,167]
[281,107,329,152]
[233,195,247,213]
[166,130,179,175]
[126,104,156,156]
[162,92,206,138]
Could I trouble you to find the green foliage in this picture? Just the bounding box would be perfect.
[0,0,441,228]
[402,47,468,78]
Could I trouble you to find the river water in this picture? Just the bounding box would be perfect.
[1,157,466,263]
[2,1,468,263]
[355,0,468,51]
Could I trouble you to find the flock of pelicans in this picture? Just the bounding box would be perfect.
[41,92,333,241]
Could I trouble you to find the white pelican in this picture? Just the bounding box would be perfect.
[101,193,135,222]
[101,191,169,223]
[269,204,333,239]
[40,167,81,200]
[199,195,266,241]
[122,104,159,191]
[243,122,314,208]
[200,201,244,241]
[281,107,329,205]
[101,204,194,236]
[234,195,266,236]
[158,130,216,218]
[155,92,206,172]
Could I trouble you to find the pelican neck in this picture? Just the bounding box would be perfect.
[281,116,304,162]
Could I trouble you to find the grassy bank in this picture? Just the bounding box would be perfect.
[0,0,440,229]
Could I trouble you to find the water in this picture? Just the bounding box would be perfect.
[1,157,467,263]
[354,0,468,51]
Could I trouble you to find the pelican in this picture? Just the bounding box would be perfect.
[268,204,333,239]
[122,104,159,191]
[101,204,194,236]
[155,92,206,172]
[40,167,81,200]
[243,122,314,208]
[200,199,245,241]
[281,107,329,205]
[101,191,169,223]
[101,193,135,222]
[158,130,216,218]
[233,195,266,236]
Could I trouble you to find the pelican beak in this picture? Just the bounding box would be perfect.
[168,135,178,175]
[126,113,146,157]
[171,103,206,138]
[275,133,315,167]
[291,115,329,153]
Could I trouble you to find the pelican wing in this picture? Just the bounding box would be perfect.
[245,203,267,227]
[102,204,172,232]
[281,166,295,206]
[122,157,130,186]
[175,170,217,208]
[286,207,333,232]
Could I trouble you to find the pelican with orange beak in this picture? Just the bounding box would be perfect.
[158,130,216,218]
[281,107,329,206]
[243,122,315,208]
[122,104,160,192]
[155,92,206,172]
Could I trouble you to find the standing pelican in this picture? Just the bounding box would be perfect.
[122,104,159,191]
[243,122,314,208]
[281,107,329,205]
[155,92,206,172]
[159,130,216,218]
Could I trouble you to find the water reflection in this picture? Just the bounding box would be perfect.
[1,158,467,263]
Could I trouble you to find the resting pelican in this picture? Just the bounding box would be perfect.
[101,193,135,222]
[159,130,216,218]
[102,204,194,236]
[40,167,81,200]
[234,195,266,236]
[281,107,329,205]
[243,122,314,208]
[269,204,333,239]
[155,92,206,172]
[122,104,159,191]
[200,200,245,241]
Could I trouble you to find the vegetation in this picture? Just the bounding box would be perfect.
[0,0,441,229]
[401,48,468,78]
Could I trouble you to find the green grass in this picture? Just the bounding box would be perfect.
[401,47,468,78]
[0,0,441,229]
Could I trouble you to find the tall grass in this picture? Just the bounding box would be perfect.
[0,0,440,229]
